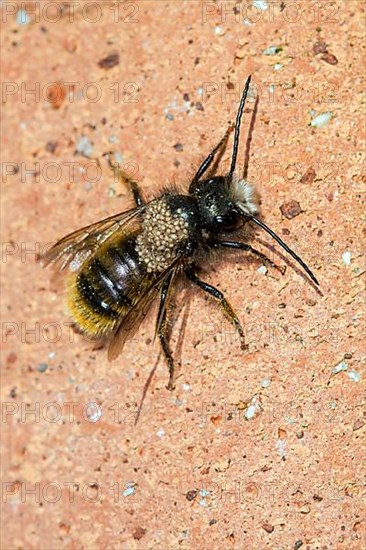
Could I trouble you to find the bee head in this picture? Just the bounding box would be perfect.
[192,175,259,233]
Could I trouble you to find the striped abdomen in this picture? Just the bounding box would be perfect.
[67,234,153,336]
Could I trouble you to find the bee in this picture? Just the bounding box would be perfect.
[41,75,319,390]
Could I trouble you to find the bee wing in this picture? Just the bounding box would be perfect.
[108,259,183,361]
[40,205,145,273]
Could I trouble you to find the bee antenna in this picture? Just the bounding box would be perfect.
[229,75,252,180]
[237,207,319,286]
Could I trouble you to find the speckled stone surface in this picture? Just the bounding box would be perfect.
[1,1,365,548]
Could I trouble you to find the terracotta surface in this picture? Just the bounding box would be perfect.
[1,1,365,548]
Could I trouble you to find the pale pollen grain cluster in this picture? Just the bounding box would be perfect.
[135,198,189,273]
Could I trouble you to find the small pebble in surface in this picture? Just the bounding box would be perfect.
[38,363,48,373]
[85,402,102,422]
[17,9,29,25]
[310,112,332,128]
[342,251,352,266]
[122,482,136,497]
[262,522,274,533]
[156,427,166,438]
[347,370,361,382]
[280,200,302,219]
[300,167,317,184]
[214,26,224,35]
[263,45,282,56]
[332,360,348,374]
[114,151,123,164]
[276,437,286,459]
[257,265,267,275]
[245,405,257,420]
[98,53,120,70]
[76,136,93,158]
[198,489,210,507]
[321,53,338,65]
[244,396,262,420]
[253,0,268,10]
[261,378,271,388]
[186,490,197,501]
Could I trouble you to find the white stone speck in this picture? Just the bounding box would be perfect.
[245,405,257,420]
[342,251,352,266]
[261,378,271,388]
[17,9,29,25]
[257,265,268,275]
[114,151,123,164]
[76,136,93,158]
[253,0,268,10]
[263,45,281,56]
[157,427,166,438]
[244,396,262,420]
[310,112,332,128]
[332,361,348,374]
[122,482,136,497]
[276,438,286,459]
[84,402,102,422]
[347,370,361,382]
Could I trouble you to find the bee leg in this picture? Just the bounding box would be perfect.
[158,313,176,390]
[129,181,145,208]
[210,240,284,274]
[185,268,247,351]
[156,272,176,390]
[108,156,145,206]
[189,124,233,191]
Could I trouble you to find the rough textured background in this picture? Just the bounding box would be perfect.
[1,1,365,548]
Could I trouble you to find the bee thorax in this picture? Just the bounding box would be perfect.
[135,198,189,272]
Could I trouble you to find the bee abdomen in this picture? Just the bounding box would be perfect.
[68,236,147,336]
[76,271,121,319]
